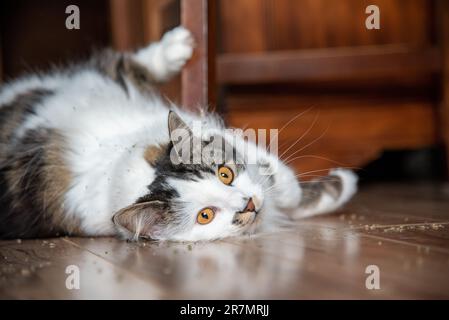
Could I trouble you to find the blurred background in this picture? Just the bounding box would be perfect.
[0,0,448,183]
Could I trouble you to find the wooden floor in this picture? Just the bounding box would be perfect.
[1,183,449,299]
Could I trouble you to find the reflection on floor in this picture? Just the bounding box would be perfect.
[1,183,449,299]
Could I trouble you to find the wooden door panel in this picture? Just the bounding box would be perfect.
[219,0,432,53]
[226,99,436,176]
[218,0,441,175]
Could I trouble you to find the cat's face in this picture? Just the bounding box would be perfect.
[113,111,283,241]
[160,161,266,241]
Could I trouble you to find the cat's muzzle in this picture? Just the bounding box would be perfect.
[232,198,260,226]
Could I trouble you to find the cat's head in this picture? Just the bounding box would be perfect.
[113,111,292,241]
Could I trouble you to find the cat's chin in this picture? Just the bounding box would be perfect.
[243,214,262,235]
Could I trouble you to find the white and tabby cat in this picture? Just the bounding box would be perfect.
[0,27,357,241]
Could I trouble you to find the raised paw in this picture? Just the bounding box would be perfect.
[161,26,194,73]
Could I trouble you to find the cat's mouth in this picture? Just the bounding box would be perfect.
[232,211,257,227]
[232,197,262,227]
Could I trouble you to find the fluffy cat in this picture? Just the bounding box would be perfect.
[0,27,357,241]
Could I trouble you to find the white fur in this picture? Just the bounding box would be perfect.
[1,26,358,241]
[0,74,65,107]
[292,169,358,218]
[134,26,194,82]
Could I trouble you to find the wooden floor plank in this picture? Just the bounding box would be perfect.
[67,237,306,299]
[348,183,449,221]
[0,238,159,299]
[0,183,448,299]
[225,225,449,299]
[355,223,449,252]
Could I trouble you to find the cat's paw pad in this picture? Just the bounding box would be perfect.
[161,26,194,72]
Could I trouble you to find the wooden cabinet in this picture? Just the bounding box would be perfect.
[1,0,447,178]
[217,0,448,177]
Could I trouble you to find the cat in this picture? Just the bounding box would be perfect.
[0,27,357,241]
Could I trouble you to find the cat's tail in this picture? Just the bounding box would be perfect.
[294,168,358,218]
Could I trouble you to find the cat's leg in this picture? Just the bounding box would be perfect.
[91,26,193,95]
[133,26,194,82]
[260,151,357,218]
[294,168,358,218]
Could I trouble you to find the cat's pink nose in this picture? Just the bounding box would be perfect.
[243,198,256,213]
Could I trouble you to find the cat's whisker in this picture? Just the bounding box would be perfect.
[256,171,276,188]
[278,111,320,161]
[282,123,330,163]
[263,177,345,196]
[296,166,359,178]
[265,106,315,153]
[284,154,347,167]
[296,174,341,179]
[263,178,344,199]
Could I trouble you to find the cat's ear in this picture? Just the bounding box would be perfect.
[168,111,193,162]
[112,201,168,240]
[168,110,192,141]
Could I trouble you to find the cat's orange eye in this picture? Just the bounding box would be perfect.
[218,166,234,185]
[197,207,215,225]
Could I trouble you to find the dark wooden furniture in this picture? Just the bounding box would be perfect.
[108,0,449,177]
[1,0,447,177]
[440,0,449,174]
[180,0,216,110]
[217,0,448,177]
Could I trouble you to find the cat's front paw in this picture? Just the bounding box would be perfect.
[161,26,194,73]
